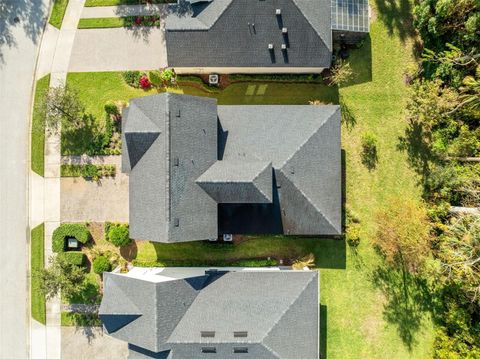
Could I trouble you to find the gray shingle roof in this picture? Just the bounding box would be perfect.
[100,269,319,359]
[165,0,332,68]
[195,160,273,203]
[122,94,218,243]
[217,105,342,235]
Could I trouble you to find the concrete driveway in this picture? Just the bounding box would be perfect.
[61,327,128,359]
[68,26,168,72]
[61,157,129,222]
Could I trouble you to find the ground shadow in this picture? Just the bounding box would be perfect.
[374,0,415,43]
[340,99,356,131]
[370,265,435,350]
[120,241,138,261]
[0,0,47,65]
[339,35,373,87]
[320,305,327,359]
[361,143,378,171]
[397,120,439,186]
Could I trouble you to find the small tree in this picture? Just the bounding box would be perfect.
[108,224,131,247]
[93,256,111,274]
[292,253,315,270]
[361,132,378,170]
[327,61,354,86]
[36,255,87,301]
[375,197,431,274]
[40,85,85,134]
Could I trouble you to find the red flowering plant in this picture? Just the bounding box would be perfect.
[139,75,151,89]
[135,16,143,25]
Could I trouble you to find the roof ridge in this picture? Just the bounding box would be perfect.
[129,100,162,132]
[280,106,338,168]
[290,0,331,50]
[260,272,317,344]
[252,162,273,203]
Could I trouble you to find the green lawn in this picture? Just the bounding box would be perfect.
[49,0,69,29]
[31,75,50,176]
[31,224,46,324]
[78,17,126,29]
[65,2,436,356]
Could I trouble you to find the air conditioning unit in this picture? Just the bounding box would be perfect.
[223,234,233,242]
[209,74,219,86]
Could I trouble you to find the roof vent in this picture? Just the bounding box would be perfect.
[233,347,249,353]
[281,44,287,50]
[282,27,288,34]
[174,157,179,166]
[275,8,281,15]
[201,347,217,353]
[174,218,180,227]
[176,109,181,117]
[234,331,248,338]
[201,331,215,338]
[268,43,274,50]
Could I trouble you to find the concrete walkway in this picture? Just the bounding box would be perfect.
[81,4,165,18]
[29,0,86,358]
[61,154,120,165]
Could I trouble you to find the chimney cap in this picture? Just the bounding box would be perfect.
[282,27,288,33]
[275,8,281,15]
[268,43,274,50]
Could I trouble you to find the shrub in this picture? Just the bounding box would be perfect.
[60,252,86,266]
[148,70,162,88]
[52,223,91,253]
[160,69,176,85]
[122,71,142,88]
[104,101,119,117]
[108,224,131,247]
[346,223,361,247]
[93,256,111,274]
[139,75,151,89]
[361,132,378,170]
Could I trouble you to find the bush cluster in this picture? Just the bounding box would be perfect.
[59,251,86,266]
[228,73,322,83]
[132,258,279,267]
[93,256,111,274]
[106,223,131,247]
[52,223,91,253]
[61,164,116,181]
[122,71,142,88]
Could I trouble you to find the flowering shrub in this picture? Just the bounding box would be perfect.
[139,75,151,89]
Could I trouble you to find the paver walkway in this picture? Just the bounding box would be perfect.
[61,154,120,165]
[61,304,99,313]
[81,4,165,18]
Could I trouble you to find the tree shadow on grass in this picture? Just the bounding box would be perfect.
[374,0,415,43]
[397,120,440,186]
[320,305,327,359]
[370,265,436,350]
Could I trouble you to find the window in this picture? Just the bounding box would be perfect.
[201,331,215,338]
[233,331,248,338]
[201,347,216,353]
[233,347,248,353]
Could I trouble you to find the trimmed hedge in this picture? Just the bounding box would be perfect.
[52,224,91,253]
[132,258,279,268]
[105,222,131,247]
[61,164,116,180]
[60,251,86,266]
[228,73,323,83]
[93,256,111,274]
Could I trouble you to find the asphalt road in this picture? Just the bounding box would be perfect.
[0,1,48,358]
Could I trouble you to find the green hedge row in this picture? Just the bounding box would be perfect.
[132,258,279,267]
[61,164,116,180]
[228,73,323,83]
[59,251,86,266]
[52,223,91,253]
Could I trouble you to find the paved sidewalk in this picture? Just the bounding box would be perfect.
[81,4,165,18]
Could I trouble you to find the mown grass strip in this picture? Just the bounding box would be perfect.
[49,0,69,29]
[78,16,161,29]
[61,312,102,326]
[31,224,46,324]
[84,0,170,6]
[31,75,50,177]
